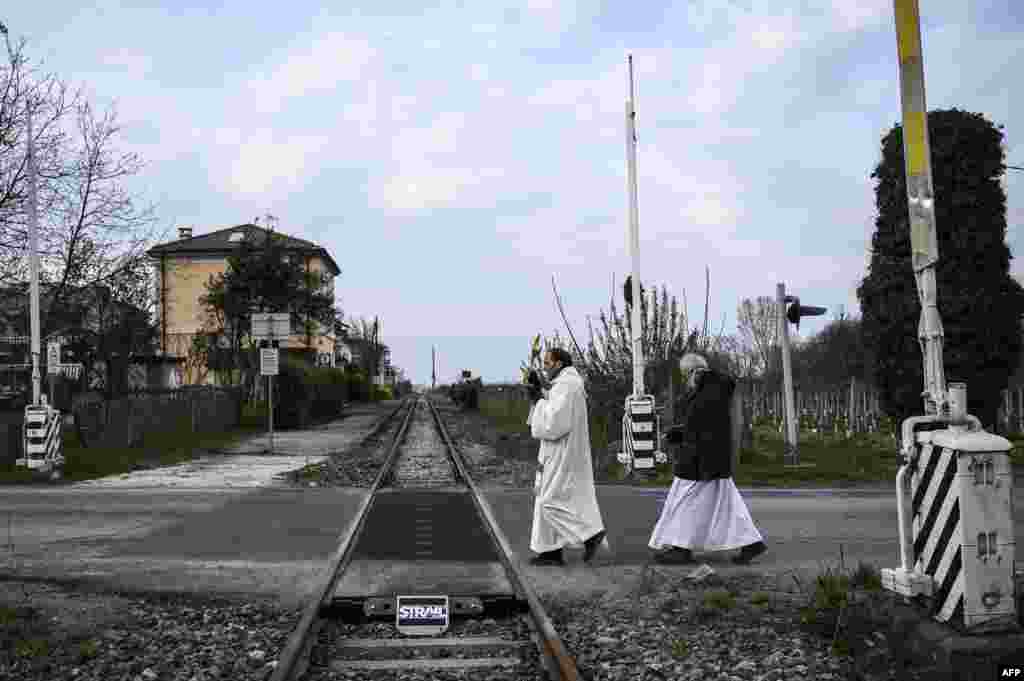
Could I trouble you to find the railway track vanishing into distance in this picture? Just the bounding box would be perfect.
[269,394,580,681]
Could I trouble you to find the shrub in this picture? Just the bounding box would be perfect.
[274,356,314,428]
[347,369,371,402]
[307,366,348,420]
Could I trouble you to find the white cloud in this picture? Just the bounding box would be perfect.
[213,128,328,198]
[100,50,152,77]
[829,0,890,33]
[469,64,489,82]
[389,111,467,162]
[390,95,418,123]
[375,166,505,214]
[245,32,376,112]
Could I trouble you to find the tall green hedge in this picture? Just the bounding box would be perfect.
[273,357,351,428]
[346,369,371,402]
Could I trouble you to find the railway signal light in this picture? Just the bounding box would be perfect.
[784,296,827,331]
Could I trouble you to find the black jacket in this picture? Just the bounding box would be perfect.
[664,369,736,481]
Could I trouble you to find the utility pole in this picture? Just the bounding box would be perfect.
[777,283,798,464]
[432,346,436,390]
[26,102,42,407]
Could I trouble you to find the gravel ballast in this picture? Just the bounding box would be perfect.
[1,572,943,681]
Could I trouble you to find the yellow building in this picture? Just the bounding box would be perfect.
[147,224,341,386]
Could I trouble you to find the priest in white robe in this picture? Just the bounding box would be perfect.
[649,353,767,565]
[525,347,608,566]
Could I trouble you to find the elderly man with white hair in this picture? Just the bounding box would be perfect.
[649,352,767,565]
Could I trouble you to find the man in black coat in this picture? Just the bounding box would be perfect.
[648,353,767,565]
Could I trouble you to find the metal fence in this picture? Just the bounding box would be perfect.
[73,386,243,449]
[743,378,888,436]
[743,379,1024,437]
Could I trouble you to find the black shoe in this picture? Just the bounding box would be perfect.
[529,550,565,567]
[583,530,607,563]
[731,541,767,565]
[653,547,694,565]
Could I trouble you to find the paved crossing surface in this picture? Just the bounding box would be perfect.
[3,482,1021,602]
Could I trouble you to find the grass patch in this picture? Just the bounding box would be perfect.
[0,412,265,484]
[703,590,737,611]
[478,392,532,436]
[77,638,99,661]
[732,425,900,487]
[669,638,689,659]
[787,551,920,677]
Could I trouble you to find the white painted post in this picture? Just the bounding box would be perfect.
[27,104,41,408]
[268,331,275,455]
[1011,385,1019,432]
[269,371,274,455]
[777,283,798,464]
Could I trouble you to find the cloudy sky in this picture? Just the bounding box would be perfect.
[6,1,1021,386]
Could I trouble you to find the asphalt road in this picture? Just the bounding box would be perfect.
[2,481,1020,604]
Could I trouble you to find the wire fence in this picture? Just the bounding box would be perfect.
[741,379,1024,439]
[71,386,243,449]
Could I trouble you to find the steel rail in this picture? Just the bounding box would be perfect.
[423,396,580,681]
[268,395,419,681]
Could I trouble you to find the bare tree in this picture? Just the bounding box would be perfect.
[346,315,387,382]
[46,101,158,319]
[0,32,79,285]
[1,27,159,399]
[715,333,759,380]
[736,296,779,379]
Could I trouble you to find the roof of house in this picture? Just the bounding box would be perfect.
[147,224,340,275]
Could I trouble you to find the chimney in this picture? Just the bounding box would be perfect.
[178,225,193,239]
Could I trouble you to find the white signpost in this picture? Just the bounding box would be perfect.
[47,342,60,375]
[253,312,289,454]
[260,348,279,376]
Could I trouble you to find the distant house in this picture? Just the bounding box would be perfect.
[341,336,395,386]
[0,283,163,394]
[146,224,341,386]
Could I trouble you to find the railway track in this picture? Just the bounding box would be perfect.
[268,393,579,681]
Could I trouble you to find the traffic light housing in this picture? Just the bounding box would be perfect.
[784,297,827,330]
[623,276,645,307]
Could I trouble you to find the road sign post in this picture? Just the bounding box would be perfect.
[261,345,279,453]
[254,312,288,455]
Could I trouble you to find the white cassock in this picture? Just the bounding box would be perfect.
[648,477,763,552]
[526,366,606,554]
